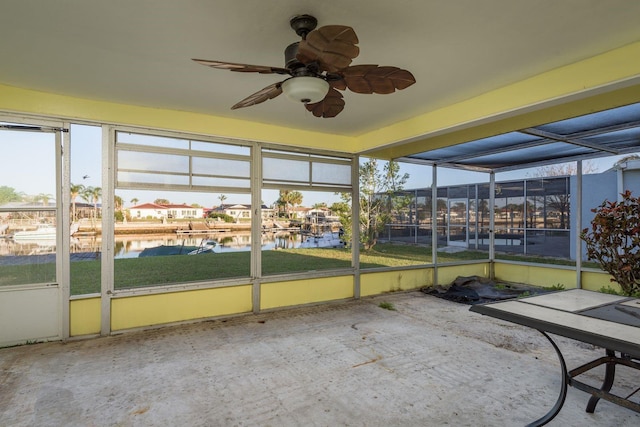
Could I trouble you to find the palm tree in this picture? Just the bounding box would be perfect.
[70,183,85,222]
[81,186,102,227]
[288,191,303,218]
[114,195,125,223]
[0,186,23,205]
[80,186,92,203]
[90,187,102,220]
[80,187,94,226]
[35,193,54,207]
[277,190,290,218]
[130,197,139,207]
[218,194,227,207]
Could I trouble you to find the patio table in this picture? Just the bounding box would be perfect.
[469,289,640,426]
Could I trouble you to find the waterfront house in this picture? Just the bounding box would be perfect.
[130,203,203,220]
[208,204,274,221]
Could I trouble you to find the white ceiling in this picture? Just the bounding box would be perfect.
[2,0,640,136]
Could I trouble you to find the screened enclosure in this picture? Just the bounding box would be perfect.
[383,176,572,259]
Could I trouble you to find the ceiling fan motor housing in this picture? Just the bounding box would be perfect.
[289,14,317,38]
[284,42,304,70]
[286,14,318,71]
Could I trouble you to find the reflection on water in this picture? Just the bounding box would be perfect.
[113,231,344,258]
[0,237,57,256]
[0,231,345,259]
[114,233,275,258]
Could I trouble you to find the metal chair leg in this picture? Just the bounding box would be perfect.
[526,331,569,427]
[586,349,616,413]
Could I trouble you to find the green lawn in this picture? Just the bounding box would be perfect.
[0,244,596,296]
[0,263,56,287]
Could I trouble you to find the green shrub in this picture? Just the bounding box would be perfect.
[207,212,234,222]
[543,283,565,291]
[581,190,640,296]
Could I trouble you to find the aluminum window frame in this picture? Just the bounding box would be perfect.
[115,129,253,194]
[107,126,357,299]
[262,147,353,192]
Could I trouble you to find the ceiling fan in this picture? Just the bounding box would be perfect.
[192,14,416,118]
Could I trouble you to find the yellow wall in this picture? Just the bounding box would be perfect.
[260,276,353,309]
[360,268,432,297]
[581,270,619,292]
[493,263,626,293]
[67,266,625,338]
[70,297,101,336]
[494,262,577,289]
[358,263,490,296]
[436,263,490,286]
[111,285,252,331]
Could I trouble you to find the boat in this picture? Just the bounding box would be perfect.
[12,224,57,241]
[139,239,217,257]
[11,223,79,241]
[186,240,218,255]
[299,232,345,249]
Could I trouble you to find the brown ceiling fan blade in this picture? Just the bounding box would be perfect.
[329,78,347,91]
[341,65,416,94]
[296,25,360,73]
[192,59,291,75]
[305,88,345,118]
[231,82,283,110]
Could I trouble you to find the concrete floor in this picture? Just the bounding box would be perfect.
[1,292,639,426]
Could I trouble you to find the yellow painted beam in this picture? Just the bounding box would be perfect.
[0,84,356,152]
[361,41,640,158]
[3,41,639,160]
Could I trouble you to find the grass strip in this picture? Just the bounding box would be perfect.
[0,244,599,296]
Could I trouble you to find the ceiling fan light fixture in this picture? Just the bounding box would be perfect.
[281,76,329,104]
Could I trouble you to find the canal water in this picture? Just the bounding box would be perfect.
[0,231,345,259]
